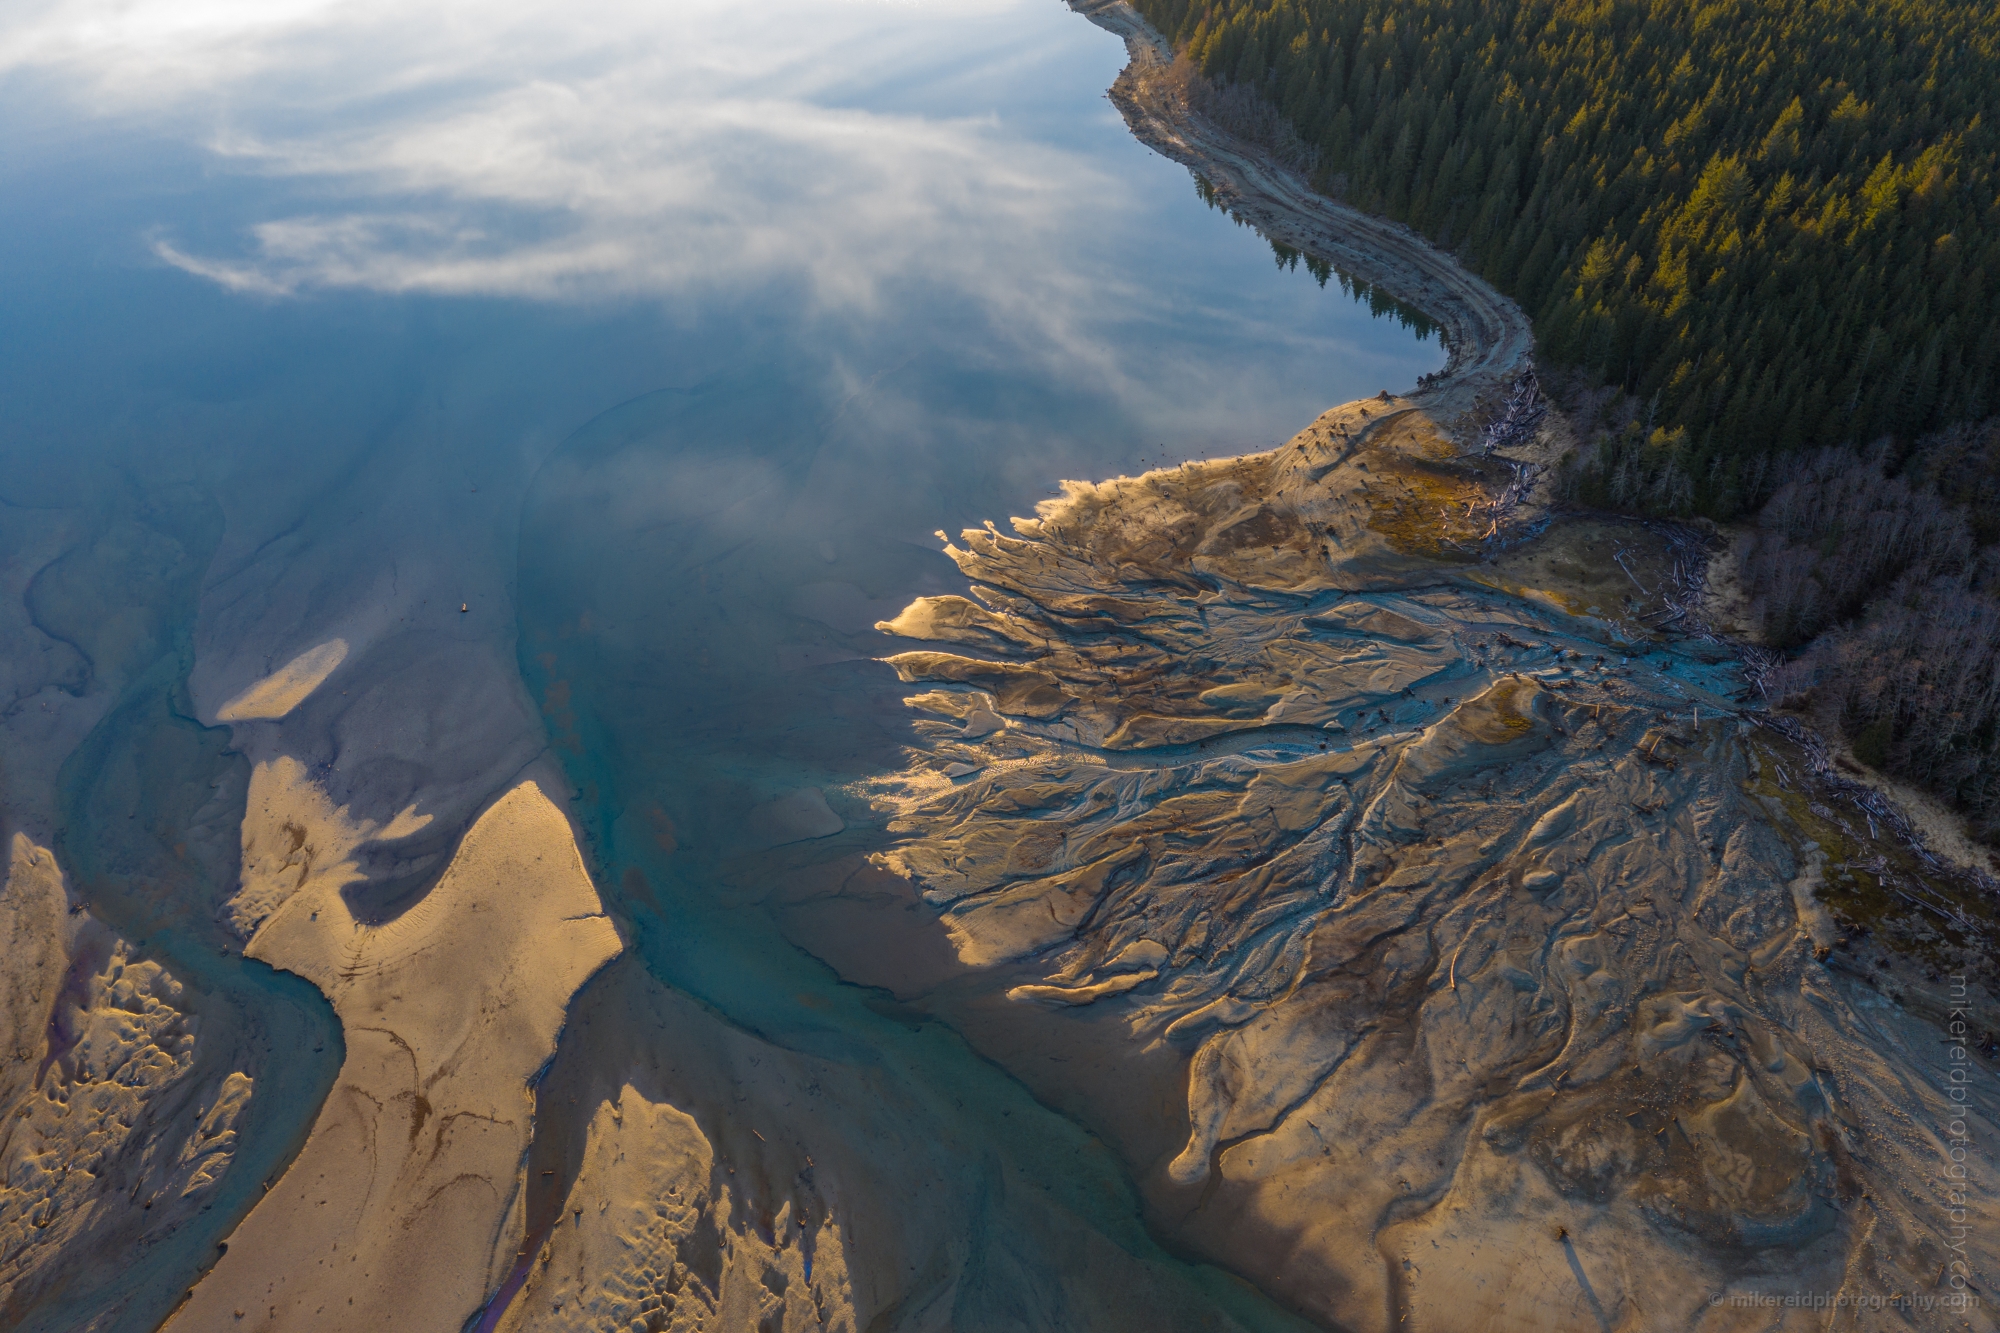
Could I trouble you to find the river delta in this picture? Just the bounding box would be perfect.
[0,1,1992,1331]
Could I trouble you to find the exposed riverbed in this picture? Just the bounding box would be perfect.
[0,1,1439,1328]
[4,0,1991,1328]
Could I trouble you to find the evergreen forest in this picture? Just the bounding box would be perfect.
[1131,0,2000,837]
[1134,0,1999,521]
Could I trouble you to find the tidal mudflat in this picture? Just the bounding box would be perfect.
[1,0,1992,1330]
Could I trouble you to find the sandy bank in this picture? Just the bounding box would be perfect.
[168,779,621,1333]
[214,640,350,723]
[494,1081,855,1333]
[0,836,257,1328]
[839,359,2000,1325]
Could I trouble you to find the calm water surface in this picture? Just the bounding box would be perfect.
[0,0,1439,1325]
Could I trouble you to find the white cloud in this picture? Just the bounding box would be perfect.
[0,0,1128,343]
[0,0,1440,427]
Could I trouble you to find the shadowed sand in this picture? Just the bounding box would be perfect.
[226,755,431,939]
[10,0,1985,1326]
[0,837,257,1328]
[493,1081,856,1333]
[828,403,2000,1328]
[167,779,620,1332]
[475,6,1996,1323]
[214,641,350,723]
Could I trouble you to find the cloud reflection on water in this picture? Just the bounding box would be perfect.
[6,0,1121,319]
[3,0,1440,461]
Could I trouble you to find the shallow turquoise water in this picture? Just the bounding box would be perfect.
[29,492,345,1333]
[0,0,1441,1325]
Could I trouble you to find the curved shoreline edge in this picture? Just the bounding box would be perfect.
[1062,0,1998,890]
[1069,0,1535,398]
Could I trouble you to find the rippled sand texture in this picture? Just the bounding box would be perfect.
[0,837,254,1328]
[497,1079,855,1333]
[170,779,620,1331]
[859,404,1999,1330]
[225,754,431,939]
[483,928,1285,1333]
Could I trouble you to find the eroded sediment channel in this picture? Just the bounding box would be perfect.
[773,6,2000,1327]
[14,2,1988,1328]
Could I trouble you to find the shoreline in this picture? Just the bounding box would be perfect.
[831,11,2000,1322]
[1063,0,2000,888]
[1068,0,1535,408]
[1058,0,1569,543]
